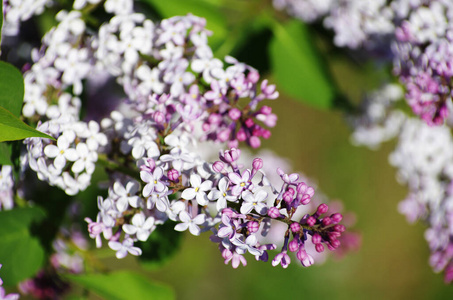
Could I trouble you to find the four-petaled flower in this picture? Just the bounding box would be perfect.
[240,190,268,215]
[141,167,166,197]
[228,170,252,196]
[108,238,142,259]
[123,213,156,241]
[174,211,206,236]
[181,174,212,206]
[208,177,237,210]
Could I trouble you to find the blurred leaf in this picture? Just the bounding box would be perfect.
[0,142,12,165]
[67,271,175,300]
[0,61,25,117]
[137,221,183,269]
[143,0,227,49]
[0,106,55,142]
[269,20,336,109]
[0,207,46,285]
[0,1,3,46]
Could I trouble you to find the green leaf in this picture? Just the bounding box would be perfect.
[0,142,12,165]
[269,20,336,109]
[143,0,227,50]
[0,61,25,117]
[137,221,183,269]
[0,207,46,286]
[67,271,175,300]
[0,1,3,46]
[0,106,55,142]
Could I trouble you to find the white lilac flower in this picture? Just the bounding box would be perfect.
[136,65,165,95]
[174,211,206,236]
[240,190,268,215]
[208,177,237,211]
[123,213,156,241]
[181,174,212,206]
[71,143,97,174]
[108,238,142,259]
[141,167,166,197]
[44,135,79,170]
[104,0,134,15]
[232,234,263,256]
[111,181,141,212]
[228,170,252,196]
[0,166,15,210]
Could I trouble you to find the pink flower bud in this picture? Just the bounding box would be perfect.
[268,207,280,218]
[212,161,224,173]
[306,216,316,227]
[331,213,343,223]
[317,203,329,215]
[167,169,179,181]
[218,129,231,142]
[260,106,272,115]
[333,224,346,232]
[252,158,263,170]
[244,118,254,128]
[315,243,325,253]
[202,122,210,131]
[153,111,165,124]
[312,233,322,244]
[228,108,241,120]
[208,113,222,124]
[288,238,299,252]
[247,221,259,233]
[236,128,247,141]
[290,222,300,233]
[249,136,261,148]
[322,217,332,227]
[247,70,260,83]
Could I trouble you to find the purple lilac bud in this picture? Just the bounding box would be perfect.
[249,136,261,148]
[288,238,300,252]
[228,108,241,121]
[306,216,316,227]
[252,158,263,170]
[153,111,165,124]
[317,203,329,215]
[167,169,179,181]
[212,161,225,173]
[322,217,332,227]
[315,243,325,253]
[312,233,322,244]
[247,221,259,233]
[290,222,300,233]
[268,207,281,219]
[331,213,343,223]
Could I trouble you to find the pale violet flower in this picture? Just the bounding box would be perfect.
[174,211,206,236]
[108,238,142,259]
[240,190,268,215]
[141,167,166,197]
[181,174,212,206]
[112,181,141,212]
[123,213,156,241]
[208,177,237,210]
[44,135,79,170]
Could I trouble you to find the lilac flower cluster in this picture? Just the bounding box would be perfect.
[274,0,453,125]
[209,150,346,268]
[350,84,453,283]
